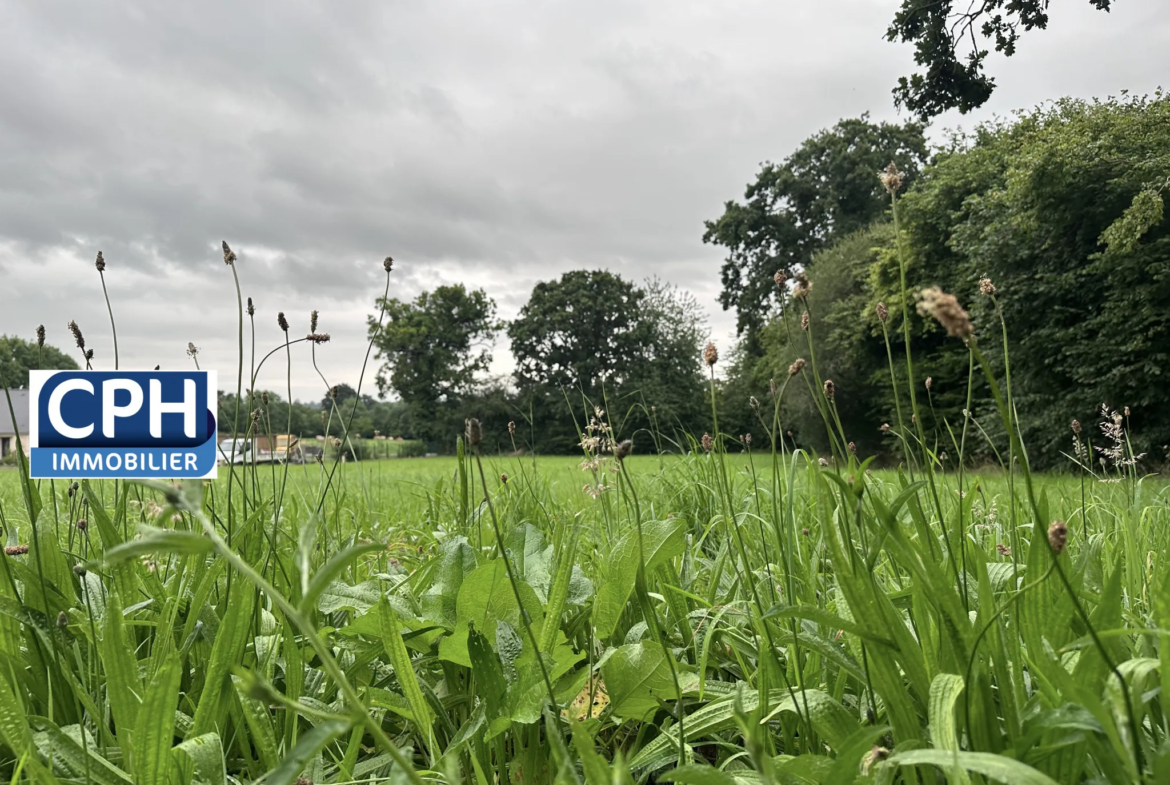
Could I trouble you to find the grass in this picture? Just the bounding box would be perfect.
[2,227,1170,785]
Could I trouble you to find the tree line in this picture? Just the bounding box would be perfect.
[367,273,709,454]
[708,92,1170,470]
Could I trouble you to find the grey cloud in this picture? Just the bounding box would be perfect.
[1,0,1167,401]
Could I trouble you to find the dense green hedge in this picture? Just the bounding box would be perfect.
[722,94,1170,470]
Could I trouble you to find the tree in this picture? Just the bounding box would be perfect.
[889,94,1170,465]
[620,278,709,444]
[320,383,359,410]
[509,271,708,452]
[703,116,928,343]
[510,270,650,393]
[0,334,79,388]
[887,0,1116,120]
[734,224,897,456]
[369,284,501,446]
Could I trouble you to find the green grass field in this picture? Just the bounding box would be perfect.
[2,441,1169,785]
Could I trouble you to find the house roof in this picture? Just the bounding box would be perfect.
[0,389,31,434]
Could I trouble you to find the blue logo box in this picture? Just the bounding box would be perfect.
[29,370,218,479]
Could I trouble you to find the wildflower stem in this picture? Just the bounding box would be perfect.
[98,270,118,370]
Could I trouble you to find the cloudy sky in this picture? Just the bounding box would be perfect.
[2,0,1167,402]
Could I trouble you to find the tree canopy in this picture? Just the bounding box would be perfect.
[369,284,501,444]
[703,116,928,342]
[509,270,650,393]
[717,93,1170,469]
[508,270,708,452]
[887,0,1117,119]
[0,334,79,388]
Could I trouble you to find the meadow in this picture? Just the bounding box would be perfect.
[2,430,1169,785]
[2,213,1170,784]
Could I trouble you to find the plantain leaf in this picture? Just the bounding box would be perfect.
[102,526,214,566]
[34,724,132,785]
[191,583,257,737]
[929,673,966,753]
[885,750,1061,785]
[593,518,685,639]
[378,595,436,755]
[99,587,142,751]
[172,732,226,785]
[301,541,385,614]
[134,652,182,785]
[602,641,695,721]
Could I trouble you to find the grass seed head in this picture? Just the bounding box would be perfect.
[1048,520,1068,554]
[879,161,903,194]
[277,312,289,333]
[500,473,508,484]
[247,297,255,316]
[4,545,29,556]
[789,358,806,376]
[801,312,809,331]
[701,433,713,452]
[774,270,786,288]
[95,251,105,272]
[615,439,633,460]
[703,342,719,367]
[383,256,394,272]
[925,376,933,391]
[917,287,973,340]
[36,325,45,347]
[222,240,236,265]
[465,418,483,447]
[85,349,94,362]
[743,433,752,446]
[310,310,319,333]
[793,272,812,299]
[68,320,85,351]
[72,564,86,576]
[876,301,888,322]
[979,276,996,296]
[507,420,516,436]
[1071,418,1082,435]
[76,518,87,532]
[307,333,331,344]
[848,441,856,454]
[823,379,836,400]
[996,543,1011,557]
[187,342,199,358]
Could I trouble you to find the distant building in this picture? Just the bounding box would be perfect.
[0,389,30,459]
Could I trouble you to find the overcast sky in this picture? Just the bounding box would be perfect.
[2,0,1167,403]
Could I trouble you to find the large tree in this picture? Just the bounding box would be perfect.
[703,116,928,343]
[0,334,79,388]
[509,271,708,451]
[883,93,1170,465]
[887,0,1116,120]
[509,270,651,393]
[369,285,501,444]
